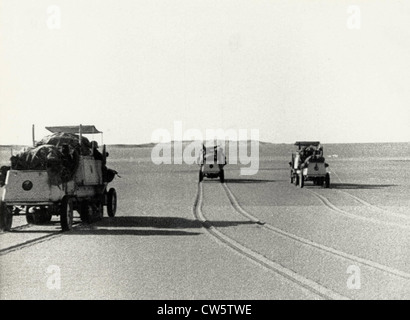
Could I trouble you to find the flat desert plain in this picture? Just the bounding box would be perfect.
[0,142,409,299]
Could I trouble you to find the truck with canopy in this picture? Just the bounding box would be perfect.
[0,124,118,231]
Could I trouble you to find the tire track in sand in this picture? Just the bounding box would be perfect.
[306,189,410,231]
[222,182,410,281]
[193,182,349,300]
[0,221,83,256]
[329,168,410,221]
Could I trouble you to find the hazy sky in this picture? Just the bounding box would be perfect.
[1,0,409,145]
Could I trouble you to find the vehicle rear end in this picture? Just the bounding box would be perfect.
[202,153,222,177]
[0,169,67,231]
[2,170,63,206]
[303,161,327,179]
[302,160,330,188]
[198,147,226,182]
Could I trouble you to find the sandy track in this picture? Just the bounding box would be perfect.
[197,179,410,299]
[193,182,348,300]
[222,183,410,280]
[306,189,410,230]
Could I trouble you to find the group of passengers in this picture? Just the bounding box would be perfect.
[298,145,326,168]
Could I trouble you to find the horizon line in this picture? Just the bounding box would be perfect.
[1,140,409,148]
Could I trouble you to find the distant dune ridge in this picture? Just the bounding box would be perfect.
[110,140,271,148]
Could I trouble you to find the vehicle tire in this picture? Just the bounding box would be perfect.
[26,208,35,224]
[299,172,304,188]
[325,173,330,188]
[107,188,117,217]
[294,174,299,186]
[199,170,203,182]
[60,197,74,231]
[26,207,52,224]
[41,208,53,224]
[219,170,225,183]
[0,200,13,232]
[93,199,103,221]
[290,172,294,184]
[27,212,51,224]
[79,200,93,223]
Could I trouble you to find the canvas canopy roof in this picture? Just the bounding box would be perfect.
[46,125,102,134]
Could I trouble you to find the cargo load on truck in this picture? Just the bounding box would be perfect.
[36,132,93,155]
[9,133,90,184]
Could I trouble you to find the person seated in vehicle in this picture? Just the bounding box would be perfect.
[298,147,307,165]
[60,144,80,182]
[90,141,104,161]
[46,152,63,184]
[0,165,10,187]
[90,141,117,182]
[213,145,226,165]
[302,149,326,168]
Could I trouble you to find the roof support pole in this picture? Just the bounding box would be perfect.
[79,124,82,146]
[32,124,35,147]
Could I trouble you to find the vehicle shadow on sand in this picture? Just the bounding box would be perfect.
[68,216,255,236]
[330,183,396,190]
[69,227,201,236]
[10,217,255,236]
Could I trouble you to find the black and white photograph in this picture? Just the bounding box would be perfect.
[0,0,409,304]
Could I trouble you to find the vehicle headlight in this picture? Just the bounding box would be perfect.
[22,180,33,191]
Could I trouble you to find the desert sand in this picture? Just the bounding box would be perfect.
[0,143,409,299]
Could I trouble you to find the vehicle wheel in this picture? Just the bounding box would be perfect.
[0,200,13,232]
[299,172,304,188]
[60,197,74,231]
[290,172,294,184]
[219,170,225,183]
[26,212,50,224]
[93,199,103,221]
[199,170,203,182]
[79,200,93,223]
[26,207,35,224]
[294,174,299,186]
[107,188,117,217]
[318,178,324,186]
[26,207,52,224]
[325,173,330,188]
[41,208,53,223]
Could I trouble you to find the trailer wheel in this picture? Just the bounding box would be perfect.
[324,173,330,188]
[0,200,13,232]
[219,170,225,183]
[60,197,74,231]
[299,172,304,188]
[107,188,117,217]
